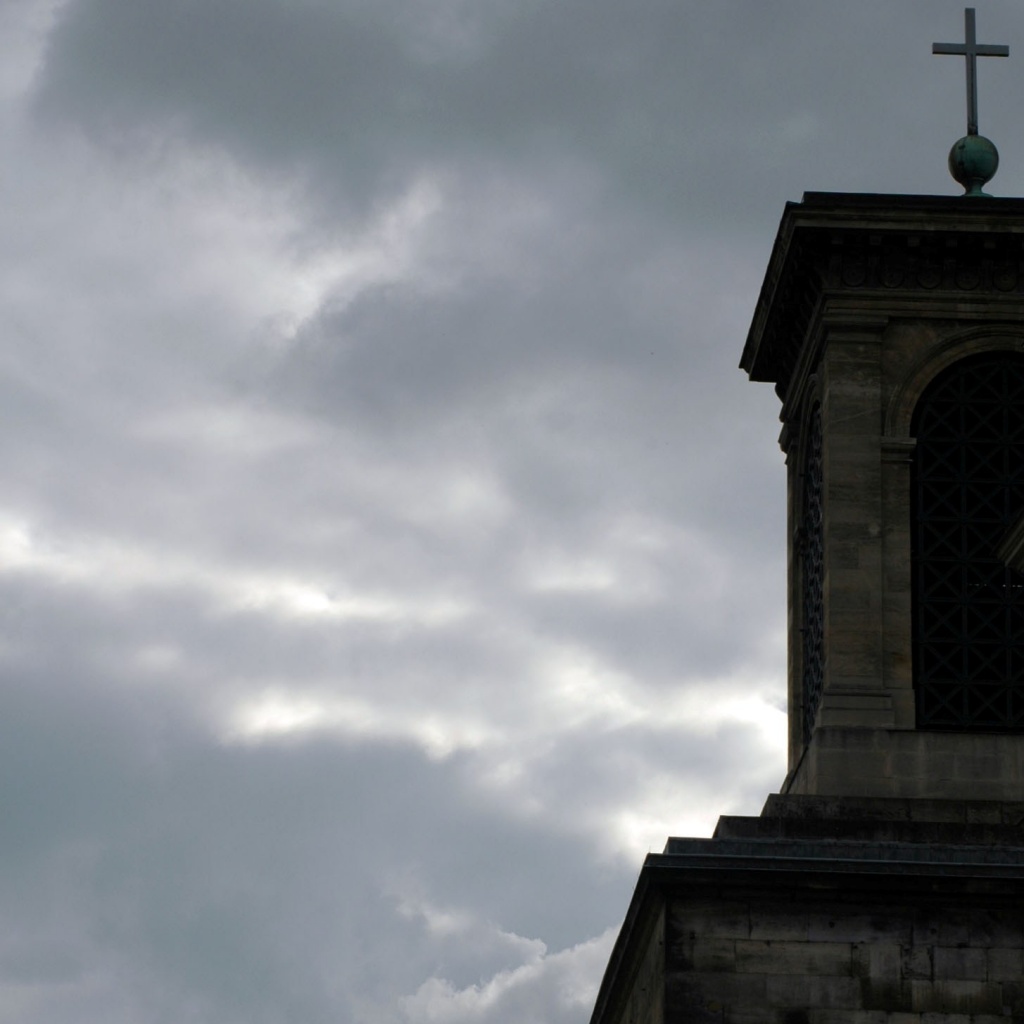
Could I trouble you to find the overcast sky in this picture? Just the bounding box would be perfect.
[3,2,1024,1022]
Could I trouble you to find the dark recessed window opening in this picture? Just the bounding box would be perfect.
[912,352,1024,730]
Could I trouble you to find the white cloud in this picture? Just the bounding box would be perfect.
[400,928,616,1024]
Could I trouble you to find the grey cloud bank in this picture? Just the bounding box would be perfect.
[2,2,1019,1022]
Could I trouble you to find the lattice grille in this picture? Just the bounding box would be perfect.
[913,354,1024,729]
[801,405,825,740]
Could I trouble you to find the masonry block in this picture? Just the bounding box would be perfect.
[932,948,987,982]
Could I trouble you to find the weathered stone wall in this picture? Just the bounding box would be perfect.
[605,902,665,1024]
[667,887,1024,1024]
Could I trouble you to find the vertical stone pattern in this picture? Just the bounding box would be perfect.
[820,330,885,704]
[666,892,1024,1024]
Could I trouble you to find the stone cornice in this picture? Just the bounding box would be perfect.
[741,193,1024,403]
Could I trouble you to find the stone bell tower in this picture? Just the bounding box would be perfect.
[590,11,1024,1024]
[741,190,1024,801]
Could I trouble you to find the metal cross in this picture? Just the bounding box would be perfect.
[933,8,1009,136]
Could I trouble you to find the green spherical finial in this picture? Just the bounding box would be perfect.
[948,135,1000,196]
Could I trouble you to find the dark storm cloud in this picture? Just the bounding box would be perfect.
[35,2,993,229]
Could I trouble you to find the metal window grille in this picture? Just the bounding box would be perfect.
[913,353,1024,730]
[801,406,825,740]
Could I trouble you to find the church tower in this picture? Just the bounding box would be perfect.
[591,11,1024,1024]
[742,189,1024,801]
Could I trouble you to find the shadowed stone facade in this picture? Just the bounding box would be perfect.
[592,795,1024,1024]
[590,193,1024,1024]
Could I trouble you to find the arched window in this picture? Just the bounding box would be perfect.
[912,352,1024,729]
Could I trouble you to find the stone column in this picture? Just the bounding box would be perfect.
[816,322,896,731]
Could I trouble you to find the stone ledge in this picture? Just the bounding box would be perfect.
[659,835,1024,873]
[761,793,1024,825]
[713,814,1024,847]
